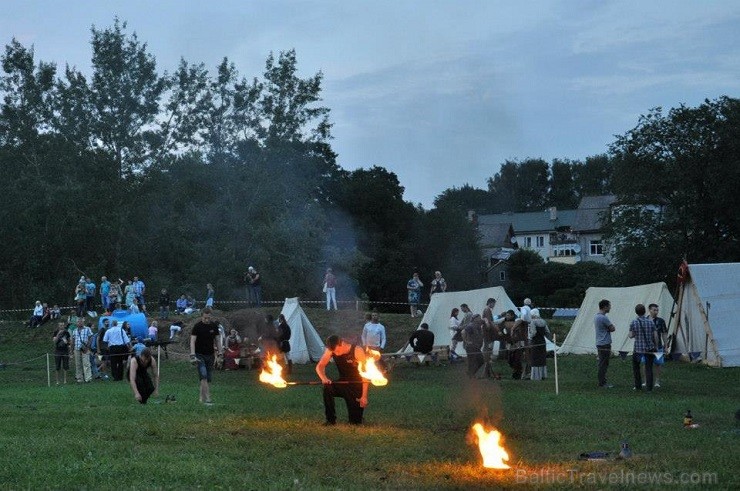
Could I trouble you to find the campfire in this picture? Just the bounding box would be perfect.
[358,349,388,386]
[471,422,511,469]
[259,354,287,388]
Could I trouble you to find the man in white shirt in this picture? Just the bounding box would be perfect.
[361,313,386,350]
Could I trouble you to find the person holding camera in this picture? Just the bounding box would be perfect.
[52,322,71,385]
[72,318,94,383]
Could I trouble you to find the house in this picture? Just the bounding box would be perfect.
[475,195,616,270]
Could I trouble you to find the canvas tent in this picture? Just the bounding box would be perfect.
[671,263,740,367]
[412,287,519,356]
[559,282,674,355]
[279,298,325,364]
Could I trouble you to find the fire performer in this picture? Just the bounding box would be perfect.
[315,335,370,425]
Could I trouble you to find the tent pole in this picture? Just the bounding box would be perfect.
[553,334,559,395]
[689,284,721,365]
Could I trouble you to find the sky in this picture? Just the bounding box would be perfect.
[3,1,739,208]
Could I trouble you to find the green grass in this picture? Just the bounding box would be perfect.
[0,310,737,489]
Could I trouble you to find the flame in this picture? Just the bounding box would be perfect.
[259,354,287,388]
[472,423,511,469]
[358,349,388,387]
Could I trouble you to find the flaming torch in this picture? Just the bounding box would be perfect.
[259,354,287,388]
[471,422,511,469]
[358,349,388,387]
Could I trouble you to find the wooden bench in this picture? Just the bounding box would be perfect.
[383,346,450,371]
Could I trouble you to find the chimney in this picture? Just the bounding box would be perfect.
[467,210,478,226]
[549,206,557,221]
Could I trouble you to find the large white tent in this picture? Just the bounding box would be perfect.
[414,287,519,356]
[559,282,675,355]
[671,263,740,367]
[279,298,325,364]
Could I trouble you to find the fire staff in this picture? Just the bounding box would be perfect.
[315,335,370,425]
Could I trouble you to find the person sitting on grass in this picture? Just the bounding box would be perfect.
[148,321,158,341]
[129,347,159,404]
[175,294,188,314]
[170,320,183,340]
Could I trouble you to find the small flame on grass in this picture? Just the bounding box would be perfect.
[359,349,388,386]
[472,422,511,469]
[259,354,287,388]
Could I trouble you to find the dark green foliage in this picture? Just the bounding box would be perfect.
[606,97,740,286]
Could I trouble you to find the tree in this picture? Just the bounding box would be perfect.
[88,18,166,178]
[606,97,740,285]
[572,154,613,198]
[487,159,549,212]
[548,159,578,209]
[433,184,492,213]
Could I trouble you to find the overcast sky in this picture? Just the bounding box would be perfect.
[3,1,739,207]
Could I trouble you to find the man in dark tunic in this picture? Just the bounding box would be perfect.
[315,335,370,425]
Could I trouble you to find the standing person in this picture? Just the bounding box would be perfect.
[124,280,136,310]
[408,323,435,355]
[507,315,528,380]
[205,283,215,308]
[519,298,533,379]
[132,276,146,312]
[429,271,447,296]
[148,321,159,341]
[158,288,170,320]
[315,335,371,425]
[245,266,262,307]
[277,313,292,374]
[129,348,159,404]
[361,313,386,351]
[74,282,86,317]
[529,309,550,381]
[100,276,111,313]
[462,314,485,379]
[629,304,657,392]
[190,308,223,405]
[104,320,131,381]
[85,277,96,314]
[481,298,501,378]
[595,299,616,388]
[648,303,667,388]
[52,322,71,385]
[324,268,337,311]
[449,308,462,357]
[71,319,94,383]
[108,279,123,311]
[406,271,424,317]
[97,319,110,380]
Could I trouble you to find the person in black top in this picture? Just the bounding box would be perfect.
[190,308,222,405]
[408,323,435,354]
[129,347,159,404]
[315,335,371,425]
[159,288,170,320]
[277,313,292,374]
[52,322,71,385]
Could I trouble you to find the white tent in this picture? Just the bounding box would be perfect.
[671,263,740,367]
[279,298,325,364]
[559,282,675,355]
[414,287,519,356]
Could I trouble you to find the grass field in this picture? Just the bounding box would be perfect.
[0,308,737,489]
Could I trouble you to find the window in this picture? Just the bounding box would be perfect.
[524,237,532,248]
[536,236,544,248]
[590,240,604,256]
[499,271,506,281]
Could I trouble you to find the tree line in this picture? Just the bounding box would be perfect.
[1,19,738,309]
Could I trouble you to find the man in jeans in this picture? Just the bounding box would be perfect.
[594,299,616,388]
[629,304,657,391]
[190,308,222,405]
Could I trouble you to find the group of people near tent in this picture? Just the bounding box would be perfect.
[447,297,551,381]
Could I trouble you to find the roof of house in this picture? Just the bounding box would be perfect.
[479,223,513,247]
[478,209,577,233]
[572,195,616,232]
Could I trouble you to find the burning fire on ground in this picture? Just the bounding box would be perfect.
[471,422,511,469]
